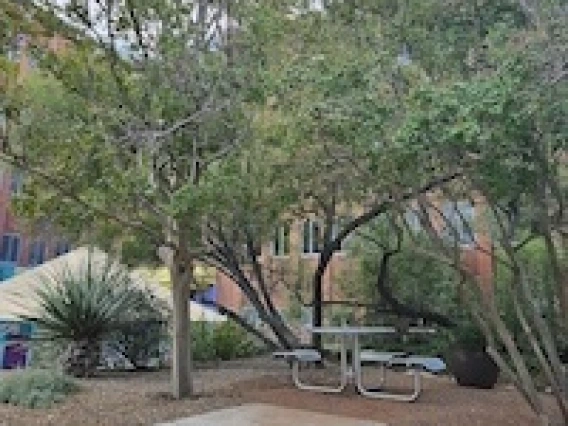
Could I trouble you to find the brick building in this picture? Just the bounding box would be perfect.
[215,201,495,319]
[0,166,71,280]
[0,27,71,281]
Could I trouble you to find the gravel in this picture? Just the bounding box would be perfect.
[0,358,562,426]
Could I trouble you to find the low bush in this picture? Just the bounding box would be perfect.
[0,369,79,409]
[28,340,67,369]
[192,320,264,362]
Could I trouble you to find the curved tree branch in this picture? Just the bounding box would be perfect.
[374,246,456,328]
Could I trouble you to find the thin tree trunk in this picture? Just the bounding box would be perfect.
[514,267,568,420]
[312,249,331,351]
[168,245,194,399]
[542,230,568,326]
[245,233,298,345]
[205,229,298,349]
[485,299,545,417]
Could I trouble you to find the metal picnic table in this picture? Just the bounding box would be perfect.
[277,325,441,402]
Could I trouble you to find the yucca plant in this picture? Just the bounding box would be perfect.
[22,250,167,377]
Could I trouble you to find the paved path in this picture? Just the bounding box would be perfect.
[157,403,385,426]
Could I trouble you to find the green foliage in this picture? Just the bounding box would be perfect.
[27,251,165,343]
[286,293,303,322]
[344,221,462,322]
[340,218,476,356]
[451,318,487,351]
[494,240,568,365]
[28,340,67,370]
[192,320,264,362]
[0,369,78,409]
[107,320,168,369]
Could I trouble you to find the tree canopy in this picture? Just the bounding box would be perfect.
[1,0,566,420]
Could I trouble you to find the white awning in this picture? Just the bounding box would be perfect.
[0,247,226,322]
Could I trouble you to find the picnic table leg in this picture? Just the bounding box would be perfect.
[350,332,423,401]
[355,360,423,402]
[353,334,362,388]
[290,345,348,394]
[340,333,348,378]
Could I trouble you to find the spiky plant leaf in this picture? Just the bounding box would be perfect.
[21,250,165,343]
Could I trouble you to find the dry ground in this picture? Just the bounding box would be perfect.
[0,358,561,426]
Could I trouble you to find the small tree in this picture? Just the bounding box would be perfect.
[2,0,251,398]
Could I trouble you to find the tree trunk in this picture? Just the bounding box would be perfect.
[169,250,193,399]
[312,253,329,352]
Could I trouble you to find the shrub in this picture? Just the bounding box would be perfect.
[28,340,67,369]
[106,320,168,369]
[0,369,79,409]
[192,320,264,362]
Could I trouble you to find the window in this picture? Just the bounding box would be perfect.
[331,217,351,252]
[271,225,290,257]
[55,241,71,257]
[0,234,20,263]
[28,241,46,266]
[441,201,475,245]
[302,219,321,254]
[10,170,23,195]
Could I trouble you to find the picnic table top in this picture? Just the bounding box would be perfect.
[307,326,437,335]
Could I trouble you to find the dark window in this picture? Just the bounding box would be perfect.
[272,225,290,256]
[55,241,71,257]
[441,201,475,245]
[302,220,321,254]
[331,216,354,251]
[28,241,46,266]
[0,235,20,263]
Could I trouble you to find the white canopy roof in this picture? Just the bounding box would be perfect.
[0,247,226,322]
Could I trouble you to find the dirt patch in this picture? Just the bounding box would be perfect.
[0,358,278,426]
[0,358,561,426]
[236,369,560,426]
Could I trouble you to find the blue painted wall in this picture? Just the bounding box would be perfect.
[0,261,16,282]
[0,320,34,369]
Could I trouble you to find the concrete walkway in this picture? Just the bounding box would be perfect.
[157,403,385,426]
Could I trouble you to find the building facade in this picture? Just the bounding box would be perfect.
[0,167,72,280]
[0,28,71,281]
[215,201,495,320]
